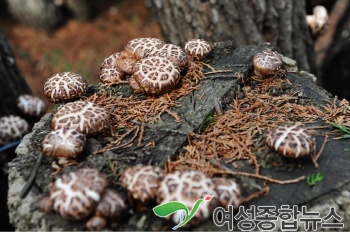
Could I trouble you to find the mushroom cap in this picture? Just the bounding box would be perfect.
[120,164,165,202]
[117,50,138,74]
[0,115,29,145]
[99,66,125,84]
[307,6,329,35]
[125,37,164,60]
[132,56,181,95]
[95,189,127,218]
[212,177,241,208]
[99,52,125,84]
[157,170,219,226]
[17,94,46,117]
[184,39,212,60]
[86,216,106,231]
[51,100,110,135]
[43,72,88,103]
[265,124,316,158]
[252,50,283,77]
[128,76,143,94]
[48,168,108,221]
[41,128,86,159]
[146,43,189,73]
[100,52,121,69]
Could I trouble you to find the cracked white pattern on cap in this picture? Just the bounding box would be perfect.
[41,128,86,159]
[0,115,29,145]
[185,39,212,60]
[265,124,315,158]
[157,170,219,226]
[17,94,46,117]
[125,37,164,59]
[44,72,88,103]
[132,56,180,95]
[252,50,283,77]
[99,52,125,84]
[120,164,165,202]
[146,43,189,73]
[49,169,108,220]
[51,100,110,134]
[212,177,241,208]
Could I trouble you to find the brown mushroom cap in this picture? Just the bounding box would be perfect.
[99,66,125,84]
[48,168,108,221]
[99,52,125,84]
[212,177,241,208]
[120,164,165,202]
[17,94,46,117]
[157,170,219,226]
[146,43,189,73]
[100,52,121,69]
[184,39,212,60]
[128,76,143,94]
[117,50,138,74]
[0,115,29,145]
[125,37,164,60]
[51,100,110,135]
[44,72,88,103]
[41,128,86,159]
[265,124,316,158]
[132,56,180,95]
[95,189,127,218]
[252,50,283,77]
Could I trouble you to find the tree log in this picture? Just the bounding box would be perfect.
[0,30,31,117]
[148,0,315,73]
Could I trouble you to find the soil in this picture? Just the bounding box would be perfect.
[0,0,162,111]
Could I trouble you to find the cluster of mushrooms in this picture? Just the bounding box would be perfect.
[40,37,212,171]
[98,37,212,95]
[0,94,46,146]
[36,37,319,231]
[39,165,241,230]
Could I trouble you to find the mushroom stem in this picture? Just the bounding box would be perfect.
[20,152,43,198]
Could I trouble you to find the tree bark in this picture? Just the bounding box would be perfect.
[148,0,315,73]
[0,30,31,117]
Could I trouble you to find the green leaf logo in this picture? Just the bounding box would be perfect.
[153,195,212,230]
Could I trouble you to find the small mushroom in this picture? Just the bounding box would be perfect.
[17,94,46,117]
[265,124,316,158]
[43,72,88,103]
[86,189,127,231]
[39,168,108,221]
[51,100,110,135]
[117,51,138,74]
[131,56,181,95]
[0,115,29,145]
[98,52,125,84]
[307,5,329,36]
[124,37,164,60]
[212,177,241,208]
[146,43,189,73]
[156,170,219,226]
[184,39,212,60]
[41,128,86,165]
[120,164,165,203]
[39,169,127,231]
[252,50,285,78]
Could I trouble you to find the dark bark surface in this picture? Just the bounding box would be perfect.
[321,3,350,100]
[0,30,31,117]
[148,0,315,73]
[7,41,350,231]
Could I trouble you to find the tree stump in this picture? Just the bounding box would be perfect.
[8,41,350,231]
